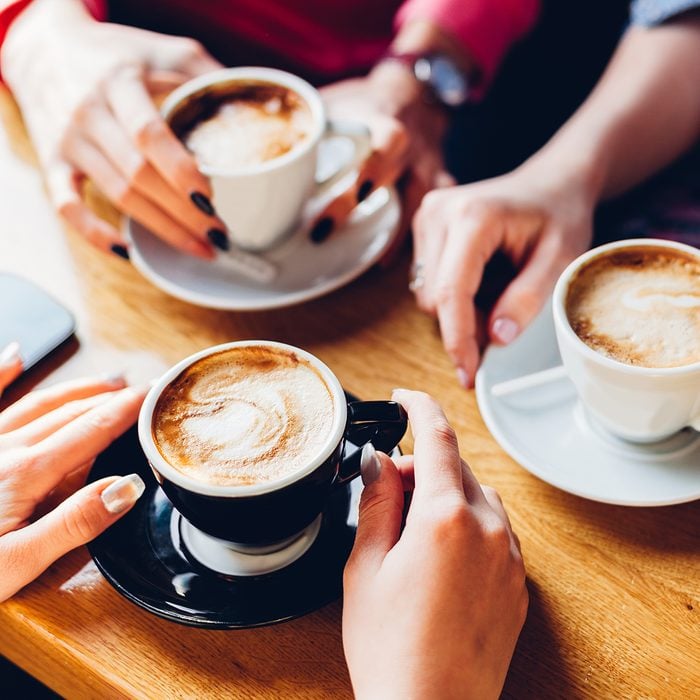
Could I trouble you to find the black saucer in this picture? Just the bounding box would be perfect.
[87,394,391,629]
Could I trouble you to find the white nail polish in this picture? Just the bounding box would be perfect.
[101,474,145,514]
[360,442,381,486]
[0,341,21,365]
[102,372,126,388]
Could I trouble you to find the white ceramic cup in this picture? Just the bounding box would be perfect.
[553,238,700,443]
[162,67,371,251]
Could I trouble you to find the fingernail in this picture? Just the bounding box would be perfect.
[310,217,334,243]
[360,442,381,486]
[101,372,126,389]
[0,341,20,365]
[101,474,146,514]
[111,244,130,260]
[456,368,470,389]
[357,179,374,203]
[391,387,409,400]
[190,191,215,216]
[207,228,230,251]
[492,317,520,345]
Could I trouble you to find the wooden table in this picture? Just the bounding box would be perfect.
[0,87,698,700]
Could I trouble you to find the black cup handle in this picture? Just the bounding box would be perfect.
[337,401,408,485]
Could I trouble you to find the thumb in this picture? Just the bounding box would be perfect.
[0,475,145,601]
[489,232,571,346]
[348,443,404,574]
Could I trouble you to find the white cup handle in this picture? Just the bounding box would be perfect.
[314,119,372,193]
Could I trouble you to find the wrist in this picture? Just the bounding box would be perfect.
[391,19,477,78]
[367,58,426,117]
[2,0,90,86]
[519,137,608,208]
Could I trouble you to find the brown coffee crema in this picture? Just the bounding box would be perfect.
[170,81,313,171]
[152,347,335,486]
[565,246,700,368]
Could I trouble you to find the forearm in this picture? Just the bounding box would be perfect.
[527,16,700,202]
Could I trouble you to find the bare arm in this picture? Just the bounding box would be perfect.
[528,14,700,201]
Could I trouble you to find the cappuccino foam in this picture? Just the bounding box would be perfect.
[184,84,312,171]
[566,246,700,368]
[153,347,336,486]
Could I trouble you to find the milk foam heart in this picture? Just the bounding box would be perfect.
[565,246,700,368]
[153,346,335,486]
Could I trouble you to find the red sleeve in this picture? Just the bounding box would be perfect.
[395,0,540,94]
[82,0,107,19]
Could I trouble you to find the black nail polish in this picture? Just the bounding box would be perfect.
[357,179,374,203]
[310,217,334,243]
[207,228,230,251]
[111,244,130,260]
[191,191,215,216]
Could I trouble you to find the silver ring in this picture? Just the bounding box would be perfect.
[409,260,425,292]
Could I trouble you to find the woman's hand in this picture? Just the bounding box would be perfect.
[315,60,454,244]
[412,165,595,387]
[1,0,226,260]
[343,389,527,700]
[0,347,147,601]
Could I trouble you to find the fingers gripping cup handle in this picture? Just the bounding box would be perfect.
[337,401,408,485]
[315,120,372,193]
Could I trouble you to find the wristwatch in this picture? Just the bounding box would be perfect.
[382,51,475,108]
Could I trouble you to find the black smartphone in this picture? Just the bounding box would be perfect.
[0,273,76,372]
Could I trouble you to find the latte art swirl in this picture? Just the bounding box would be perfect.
[566,247,700,368]
[153,347,335,486]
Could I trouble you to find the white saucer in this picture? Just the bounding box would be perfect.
[126,148,400,310]
[475,300,700,506]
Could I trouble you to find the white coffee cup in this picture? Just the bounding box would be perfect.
[553,238,700,443]
[162,67,371,251]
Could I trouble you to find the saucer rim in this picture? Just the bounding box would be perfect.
[126,186,400,311]
[475,301,700,508]
[87,406,401,628]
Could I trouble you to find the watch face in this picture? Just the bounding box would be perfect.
[415,55,469,107]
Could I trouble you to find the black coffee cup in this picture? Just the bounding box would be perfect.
[138,341,407,545]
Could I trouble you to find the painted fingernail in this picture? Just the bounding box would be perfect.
[456,368,470,389]
[190,191,215,216]
[357,179,374,203]
[101,474,145,514]
[102,372,126,389]
[360,442,381,486]
[492,317,520,345]
[0,341,20,365]
[111,244,130,260]
[310,217,334,243]
[207,228,230,251]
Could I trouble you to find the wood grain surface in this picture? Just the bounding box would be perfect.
[0,87,698,699]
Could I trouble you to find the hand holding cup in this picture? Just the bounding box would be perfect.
[343,389,527,700]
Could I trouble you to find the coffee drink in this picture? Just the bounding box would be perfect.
[152,346,335,486]
[178,83,313,171]
[565,246,700,368]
